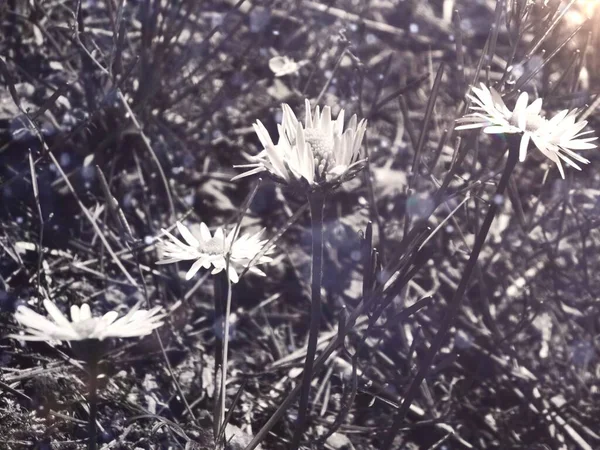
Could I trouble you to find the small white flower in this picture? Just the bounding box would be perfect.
[9,300,165,342]
[456,83,597,178]
[455,83,520,133]
[156,222,273,283]
[233,99,367,190]
[268,56,307,77]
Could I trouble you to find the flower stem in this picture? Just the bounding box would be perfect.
[381,144,520,449]
[219,264,233,442]
[213,271,228,444]
[88,357,98,450]
[290,191,325,450]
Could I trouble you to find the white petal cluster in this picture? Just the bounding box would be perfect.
[9,300,165,342]
[268,56,307,77]
[156,222,273,283]
[233,99,367,189]
[456,83,597,178]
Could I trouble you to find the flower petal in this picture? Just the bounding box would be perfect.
[253,120,274,149]
[70,304,80,322]
[228,266,240,283]
[305,99,313,128]
[102,311,119,325]
[335,108,345,136]
[320,106,332,135]
[177,222,200,247]
[79,304,92,321]
[526,98,543,116]
[519,133,530,162]
[186,259,205,280]
[43,300,71,327]
[514,91,528,130]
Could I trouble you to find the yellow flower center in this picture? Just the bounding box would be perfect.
[304,128,335,178]
[509,112,547,132]
[201,237,226,255]
[72,318,102,338]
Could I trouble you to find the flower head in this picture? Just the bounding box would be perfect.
[268,56,307,77]
[455,83,521,133]
[456,83,597,178]
[233,99,368,190]
[156,221,273,283]
[9,300,165,342]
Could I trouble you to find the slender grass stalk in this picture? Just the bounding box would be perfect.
[381,141,520,449]
[289,190,326,450]
[87,355,99,450]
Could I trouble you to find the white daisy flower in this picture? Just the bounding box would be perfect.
[456,83,597,178]
[522,108,597,178]
[455,83,521,133]
[156,221,273,283]
[9,300,165,342]
[233,99,368,190]
[268,56,308,77]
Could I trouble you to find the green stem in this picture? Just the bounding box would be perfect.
[290,191,325,450]
[213,271,227,443]
[88,358,98,450]
[219,263,233,442]
[381,144,520,449]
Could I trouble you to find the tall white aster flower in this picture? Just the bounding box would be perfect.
[9,300,165,342]
[233,99,368,190]
[456,83,597,178]
[156,221,273,283]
